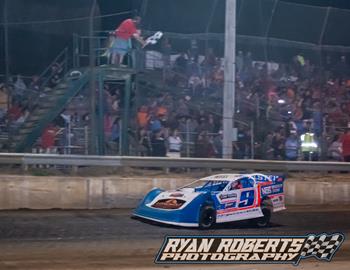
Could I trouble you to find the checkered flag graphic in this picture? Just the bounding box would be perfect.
[300,233,344,261]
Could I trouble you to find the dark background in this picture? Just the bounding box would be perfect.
[1,0,350,76]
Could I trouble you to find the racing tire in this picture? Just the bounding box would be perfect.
[198,205,216,229]
[250,199,272,228]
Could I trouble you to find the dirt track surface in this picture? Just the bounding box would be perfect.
[0,205,349,270]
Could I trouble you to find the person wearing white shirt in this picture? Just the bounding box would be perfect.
[167,129,182,158]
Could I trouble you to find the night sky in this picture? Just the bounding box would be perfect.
[1,0,350,76]
[98,0,142,30]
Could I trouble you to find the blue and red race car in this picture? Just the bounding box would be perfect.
[134,173,286,228]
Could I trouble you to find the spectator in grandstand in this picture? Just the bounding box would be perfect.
[40,123,59,152]
[236,51,244,76]
[0,83,8,111]
[213,130,223,158]
[188,74,205,96]
[149,114,162,133]
[110,93,120,114]
[207,114,218,133]
[262,131,274,160]
[201,48,217,76]
[137,105,150,129]
[156,103,168,119]
[109,16,145,65]
[285,131,299,161]
[312,102,323,137]
[300,121,319,161]
[177,116,195,139]
[104,113,113,141]
[7,101,22,122]
[341,128,350,162]
[151,131,167,157]
[211,64,224,90]
[103,88,113,114]
[195,131,215,158]
[327,134,343,161]
[327,100,344,127]
[138,128,151,156]
[176,98,190,117]
[334,55,349,79]
[174,52,188,74]
[29,75,40,92]
[188,39,199,63]
[14,107,29,126]
[292,54,305,77]
[272,130,285,160]
[49,63,63,88]
[167,129,182,158]
[111,117,120,143]
[13,75,27,100]
[197,116,209,134]
[234,127,251,159]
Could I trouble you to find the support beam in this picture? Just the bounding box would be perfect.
[222,0,236,159]
[121,77,132,155]
[3,0,10,144]
[89,0,97,154]
[3,0,9,85]
[97,71,105,155]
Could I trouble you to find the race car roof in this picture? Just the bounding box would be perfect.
[199,174,243,182]
[199,173,271,182]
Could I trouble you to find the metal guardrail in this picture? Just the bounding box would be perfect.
[0,153,350,172]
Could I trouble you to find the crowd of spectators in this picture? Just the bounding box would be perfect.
[0,62,74,152]
[134,38,350,161]
[2,40,350,161]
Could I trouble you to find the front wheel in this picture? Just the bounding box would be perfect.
[199,205,216,229]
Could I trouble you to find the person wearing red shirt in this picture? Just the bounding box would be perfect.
[341,128,350,162]
[41,124,59,151]
[7,104,22,121]
[109,16,145,65]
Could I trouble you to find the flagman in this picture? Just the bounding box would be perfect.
[109,16,146,65]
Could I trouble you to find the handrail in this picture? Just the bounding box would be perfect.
[0,153,349,172]
[39,47,69,90]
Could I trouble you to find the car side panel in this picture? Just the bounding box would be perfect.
[213,187,263,223]
[260,180,286,212]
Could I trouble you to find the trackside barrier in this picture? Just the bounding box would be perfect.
[1,153,350,172]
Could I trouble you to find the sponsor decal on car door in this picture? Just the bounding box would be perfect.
[216,188,263,223]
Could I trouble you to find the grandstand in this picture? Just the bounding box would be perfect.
[1,0,350,162]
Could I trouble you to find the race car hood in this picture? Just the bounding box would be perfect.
[146,188,203,210]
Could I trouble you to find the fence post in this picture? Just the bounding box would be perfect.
[84,126,89,155]
[250,121,254,159]
[119,119,122,156]
[186,120,190,157]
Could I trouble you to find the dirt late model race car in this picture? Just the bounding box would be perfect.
[134,173,285,228]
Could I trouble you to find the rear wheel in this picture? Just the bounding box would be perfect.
[199,205,216,229]
[251,199,272,227]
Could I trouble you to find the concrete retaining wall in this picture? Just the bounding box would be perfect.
[0,175,349,209]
